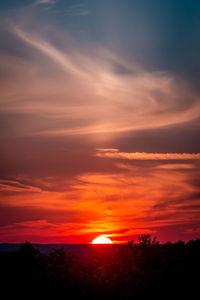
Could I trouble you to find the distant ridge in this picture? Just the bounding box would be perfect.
[0,243,121,258]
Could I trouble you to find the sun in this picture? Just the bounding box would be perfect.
[92,236,112,244]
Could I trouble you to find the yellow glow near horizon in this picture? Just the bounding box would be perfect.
[92,236,112,244]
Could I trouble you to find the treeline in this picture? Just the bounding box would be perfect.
[0,235,200,299]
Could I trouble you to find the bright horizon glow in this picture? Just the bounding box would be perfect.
[92,236,112,244]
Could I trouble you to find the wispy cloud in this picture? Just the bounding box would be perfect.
[14,27,85,77]
[96,149,200,160]
[63,4,89,16]
[0,16,199,138]
[35,0,56,5]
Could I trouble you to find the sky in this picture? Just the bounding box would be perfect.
[0,0,200,244]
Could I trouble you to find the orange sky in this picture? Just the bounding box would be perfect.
[1,149,200,243]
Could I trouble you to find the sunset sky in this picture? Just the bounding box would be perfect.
[0,0,200,244]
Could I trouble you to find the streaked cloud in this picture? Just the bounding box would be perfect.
[96,149,200,160]
[156,164,196,170]
[0,179,42,193]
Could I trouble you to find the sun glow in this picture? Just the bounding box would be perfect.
[92,236,112,244]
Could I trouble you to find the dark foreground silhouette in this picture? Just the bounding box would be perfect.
[0,235,199,299]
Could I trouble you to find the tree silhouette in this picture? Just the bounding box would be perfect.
[1,236,199,299]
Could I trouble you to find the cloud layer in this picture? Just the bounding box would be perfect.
[1,6,200,139]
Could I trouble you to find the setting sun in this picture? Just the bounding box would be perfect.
[92,236,112,244]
